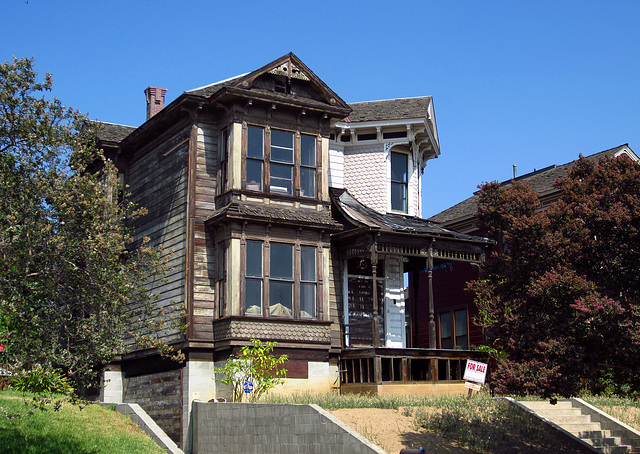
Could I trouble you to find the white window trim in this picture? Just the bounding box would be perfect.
[386,146,414,215]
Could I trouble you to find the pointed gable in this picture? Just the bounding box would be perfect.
[232,53,349,109]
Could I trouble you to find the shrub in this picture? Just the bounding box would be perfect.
[214,339,287,402]
[11,366,73,395]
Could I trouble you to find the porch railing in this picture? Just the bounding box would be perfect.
[340,348,488,385]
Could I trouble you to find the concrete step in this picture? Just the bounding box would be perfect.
[518,399,637,454]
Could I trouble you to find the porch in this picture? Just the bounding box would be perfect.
[339,347,488,396]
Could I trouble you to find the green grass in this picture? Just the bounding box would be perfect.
[0,391,164,454]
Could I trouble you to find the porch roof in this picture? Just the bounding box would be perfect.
[330,188,492,245]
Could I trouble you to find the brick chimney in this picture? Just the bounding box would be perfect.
[144,86,167,120]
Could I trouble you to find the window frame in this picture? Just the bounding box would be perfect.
[390,150,409,213]
[438,307,468,349]
[243,240,319,319]
[244,125,318,198]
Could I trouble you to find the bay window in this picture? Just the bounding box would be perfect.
[243,241,317,318]
[245,126,317,198]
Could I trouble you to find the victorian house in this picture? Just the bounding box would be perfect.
[96,53,493,448]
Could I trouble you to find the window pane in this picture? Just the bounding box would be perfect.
[246,241,262,277]
[301,246,315,281]
[248,126,263,159]
[300,283,316,318]
[270,163,292,194]
[270,243,292,279]
[269,281,292,316]
[245,278,262,315]
[247,159,262,191]
[300,167,315,198]
[271,129,292,148]
[271,130,293,163]
[440,312,452,349]
[391,182,407,212]
[391,152,408,183]
[301,135,316,167]
[455,309,467,336]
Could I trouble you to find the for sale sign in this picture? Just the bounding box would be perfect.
[463,360,488,384]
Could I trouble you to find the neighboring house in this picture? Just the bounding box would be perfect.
[426,144,639,353]
[95,53,492,448]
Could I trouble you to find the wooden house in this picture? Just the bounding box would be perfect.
[96,53,493,448]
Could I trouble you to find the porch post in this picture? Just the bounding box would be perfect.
[371,238,380,347]
[428,239,437,348]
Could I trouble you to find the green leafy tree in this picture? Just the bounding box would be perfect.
[470,155,640,397]
[0,57,181,395]
[214,339,288,402]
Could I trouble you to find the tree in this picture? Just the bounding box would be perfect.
[0,57,181,394]
[470,155,640,398]
[214,339,288,402]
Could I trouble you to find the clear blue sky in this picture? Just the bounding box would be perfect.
[3,1,639,218]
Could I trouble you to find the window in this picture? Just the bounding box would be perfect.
[439,308,468,349]
[245,126,317,198]
[300,246,316,318]
[247,126,263,191]
[300,134,316,198]
[244,241,263,315]
[243,241,317,318]
[270,130,294,195]
[269,243,293,316]
[391,151,408,212]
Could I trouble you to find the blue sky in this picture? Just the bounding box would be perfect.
[3,1,640,217]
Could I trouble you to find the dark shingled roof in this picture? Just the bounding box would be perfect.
[346,97,432,122]
[94,122,137,143]
[429,144,634,225]
[332,189,492,244]
[207,201,342,229]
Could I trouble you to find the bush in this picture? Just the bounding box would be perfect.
[11,366,73,395]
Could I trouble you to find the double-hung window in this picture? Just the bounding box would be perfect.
[439,308,468,349]
[245,126,317,198]
[243,241,317,318]
[244,241,263,315]
[390,151,408,212]
[269,243,294,316]
[300,134,316,198]
[247,126,264,191]
[300,246,316,318]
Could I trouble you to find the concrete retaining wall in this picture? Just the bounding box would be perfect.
[192,402,386,454]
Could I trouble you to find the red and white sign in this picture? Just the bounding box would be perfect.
[465,381,482,391]
[463,360,488,384]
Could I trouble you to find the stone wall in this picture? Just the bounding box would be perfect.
[123,368,183,445]
[192,402,385,454]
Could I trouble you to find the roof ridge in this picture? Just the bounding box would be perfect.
[348,96,432,105]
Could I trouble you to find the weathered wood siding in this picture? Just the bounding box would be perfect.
[329,246,344,350]
[190,122,219,340]
[125,126,190,348]
[412,262,483,348]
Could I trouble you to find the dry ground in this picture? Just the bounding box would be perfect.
[330,406,640,454]
[330,407,478,454]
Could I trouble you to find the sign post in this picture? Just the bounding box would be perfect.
[242,381,254,402]
[463,360,488,398]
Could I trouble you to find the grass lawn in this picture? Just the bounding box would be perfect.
[0,391,164,454]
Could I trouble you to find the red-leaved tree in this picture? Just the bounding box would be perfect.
[470,155,640,397]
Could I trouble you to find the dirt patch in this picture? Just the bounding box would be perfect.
[329,408,479,454]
